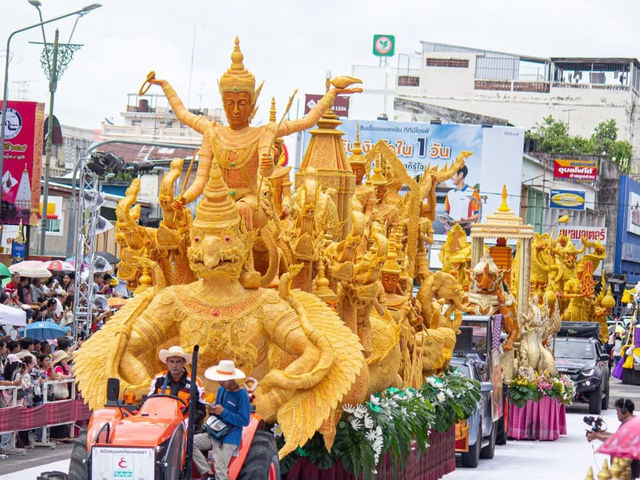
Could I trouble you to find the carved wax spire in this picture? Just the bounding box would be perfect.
[218,37,257,102]
[193,158,241,231]
[269,97,277,123]
[382,227,402,275]
[370,153,387,186]
[498,185,510,212]
[314,260,337,303]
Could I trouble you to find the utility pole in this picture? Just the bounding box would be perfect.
[40,29,59,255]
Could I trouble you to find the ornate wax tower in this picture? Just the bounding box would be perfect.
[295,82,355,240]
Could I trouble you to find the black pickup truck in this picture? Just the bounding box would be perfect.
[555,322,610,414]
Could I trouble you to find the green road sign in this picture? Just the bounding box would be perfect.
[373,35,395,57]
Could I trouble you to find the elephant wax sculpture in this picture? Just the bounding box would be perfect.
[74,156,365,459]
[141,37,361,231]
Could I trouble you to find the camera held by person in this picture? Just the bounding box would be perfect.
[586,398,634,443]
[583,415,605,435]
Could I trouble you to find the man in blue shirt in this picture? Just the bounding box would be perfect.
[193,360,250,480]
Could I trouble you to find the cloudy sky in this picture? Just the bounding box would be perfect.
[2,0,640,130]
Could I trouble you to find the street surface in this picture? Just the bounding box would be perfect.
[447,377,638,480]
[0,378,636,480]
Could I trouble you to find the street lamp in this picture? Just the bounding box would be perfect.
[0,3,102,233]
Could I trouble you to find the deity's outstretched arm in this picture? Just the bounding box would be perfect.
[277,90,336,136]
[157,80,214,134]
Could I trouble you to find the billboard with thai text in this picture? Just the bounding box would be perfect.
[553,158,598,182]
[299,119,525,234]
[0,100,44,226]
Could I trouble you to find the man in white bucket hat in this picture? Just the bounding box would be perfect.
[193,360,250,480]
[149,346,206,426]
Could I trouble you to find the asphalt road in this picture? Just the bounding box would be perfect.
[0,375,638,479]
[446,375,640,479]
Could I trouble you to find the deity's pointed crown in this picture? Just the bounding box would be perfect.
[218,37,256,102]
[193,158,241,232]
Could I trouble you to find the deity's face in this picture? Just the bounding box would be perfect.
[223,91,252,130]
[188,228,247,281]
[351,165,365,185]
[381,272,400,294]
[375,184,386,202]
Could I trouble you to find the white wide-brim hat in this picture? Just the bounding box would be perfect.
[158,346,191,364]
[205,360,246,382]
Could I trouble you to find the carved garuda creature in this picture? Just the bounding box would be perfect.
[75,158,365,459]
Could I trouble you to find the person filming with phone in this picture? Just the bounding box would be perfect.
[193,360,250,480]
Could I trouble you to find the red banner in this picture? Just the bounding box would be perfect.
[553,158,598,182]
[1,100,45,226]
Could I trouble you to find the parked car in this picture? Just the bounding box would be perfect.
[555,322,610,414]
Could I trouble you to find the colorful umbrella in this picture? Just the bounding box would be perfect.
[45,260,75,272]
[0,263,11,278]
[597,415,640,458]
[9,261,52,279]
[24,321,66,341]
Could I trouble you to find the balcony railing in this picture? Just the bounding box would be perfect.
[475,80,550,93]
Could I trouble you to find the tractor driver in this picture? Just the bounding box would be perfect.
[149,346,206,426]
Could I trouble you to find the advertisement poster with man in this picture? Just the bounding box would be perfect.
[299,119,524,240]
[0,100,45,226]
[628,191,640,236]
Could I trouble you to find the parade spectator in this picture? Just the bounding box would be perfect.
[16,338,35,361]
[35,299,58,323]
[30,279,46,305]
[17,284,35,322]
[40,341,52,357]
[613,335,623,366]
[7,341,20,355]
[49,350,73,442]
[4,273,19,297]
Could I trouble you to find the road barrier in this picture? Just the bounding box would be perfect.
[0,379,91,448]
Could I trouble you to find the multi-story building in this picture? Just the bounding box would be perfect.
[352,41,640,165]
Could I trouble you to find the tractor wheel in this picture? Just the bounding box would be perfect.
[237,430,280,480]
[68,430,88,480]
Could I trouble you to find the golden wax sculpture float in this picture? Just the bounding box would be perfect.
[440,187,615,382]
[74,38,469,458]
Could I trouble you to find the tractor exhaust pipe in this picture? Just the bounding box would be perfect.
[183,345,199,480]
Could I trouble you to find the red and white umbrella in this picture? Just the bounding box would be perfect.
[9,261,52,279]
[44,260,75,272]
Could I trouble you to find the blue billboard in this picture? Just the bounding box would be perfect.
[615,175,640,284]
[299,119,525,229]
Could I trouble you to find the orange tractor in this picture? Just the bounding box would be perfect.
[62,346,280,480]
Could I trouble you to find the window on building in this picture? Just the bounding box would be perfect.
[526,188,546,233]
[426,58,469,68]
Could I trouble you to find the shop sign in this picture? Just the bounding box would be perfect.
[549,189,586,210]
[553,158,598,181]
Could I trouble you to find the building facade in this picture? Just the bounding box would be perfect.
[352,41,640,165]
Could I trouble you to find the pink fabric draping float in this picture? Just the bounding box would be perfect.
[508,395,567,441]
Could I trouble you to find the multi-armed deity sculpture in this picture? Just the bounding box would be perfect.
[75,38,471,458]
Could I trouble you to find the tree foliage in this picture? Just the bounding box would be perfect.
[526,116,632,173]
